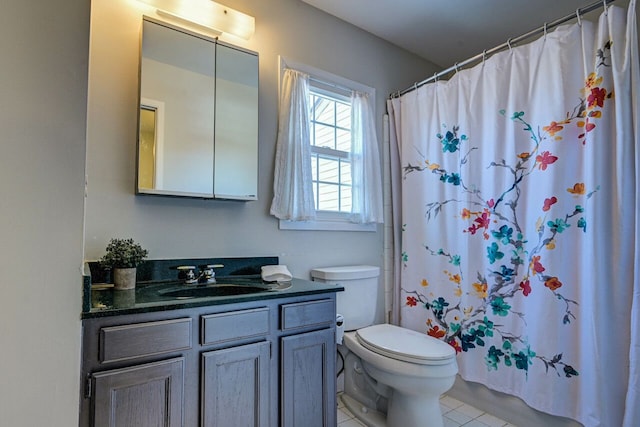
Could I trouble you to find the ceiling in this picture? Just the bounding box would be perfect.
[300,0,631,68]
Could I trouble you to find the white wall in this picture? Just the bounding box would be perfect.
[0,1,89,426]
[84,0,437,324]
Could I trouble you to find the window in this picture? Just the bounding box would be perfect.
[309,86,353,213]
[275,58,381,231]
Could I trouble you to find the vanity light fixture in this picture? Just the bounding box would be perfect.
[136,0,255,40]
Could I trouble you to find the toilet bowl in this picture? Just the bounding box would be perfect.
[342,324,457,427]
[310,266,458,427]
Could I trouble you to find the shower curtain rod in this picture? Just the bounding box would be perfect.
[391,0,616,98]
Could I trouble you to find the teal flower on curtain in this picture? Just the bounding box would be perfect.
[438,126,467,153]
[486,345,505,370]
[492,225,513,245]
[490,297,511,316]
[577,217,587,232]
[487,242,504,264]
[547,218,570,233]
[440,172,461,185]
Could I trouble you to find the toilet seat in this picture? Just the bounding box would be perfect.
[356,324,455,365]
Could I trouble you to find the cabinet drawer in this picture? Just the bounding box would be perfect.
[280,299,334,331]
[99,318,192,363]
[201,307,269,345]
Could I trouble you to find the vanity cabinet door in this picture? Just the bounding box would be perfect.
[92,357,185,427]
[281,329,336,427]
[201,341,270,427]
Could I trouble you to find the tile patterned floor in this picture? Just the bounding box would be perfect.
[337,393,518,427]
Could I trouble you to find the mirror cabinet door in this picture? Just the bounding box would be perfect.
[138,19,216,197]
[214,44,259,200]
[137,18,259,200]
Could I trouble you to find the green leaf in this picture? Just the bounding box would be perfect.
[564,365,579,377]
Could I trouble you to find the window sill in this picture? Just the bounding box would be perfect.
[278,217,377,232]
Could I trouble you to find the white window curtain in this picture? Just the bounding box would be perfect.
[350,91,384,224]
[270,69,316,221]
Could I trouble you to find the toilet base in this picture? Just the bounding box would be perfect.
[340,393,386,427]
[387,390,444,427]
[341,391,446,427]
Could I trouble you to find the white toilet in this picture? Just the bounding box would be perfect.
[311,265,458,427]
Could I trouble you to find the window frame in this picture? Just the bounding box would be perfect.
[278,57,377,232]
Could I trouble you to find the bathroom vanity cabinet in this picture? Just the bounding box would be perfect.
[79,291,337,427]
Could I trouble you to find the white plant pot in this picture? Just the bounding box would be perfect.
[113,288,136,308]
[113,267,137,290]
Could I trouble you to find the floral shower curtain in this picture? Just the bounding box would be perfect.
[387,3,639,426]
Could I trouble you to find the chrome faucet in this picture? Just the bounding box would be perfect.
[197,264,224,284]
[176,264,224,285]
[176,265,198,285]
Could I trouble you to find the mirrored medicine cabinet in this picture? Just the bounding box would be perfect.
[136,17,259,200]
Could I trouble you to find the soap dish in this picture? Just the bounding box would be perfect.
[266,282,292,291]
[92,283,114,290]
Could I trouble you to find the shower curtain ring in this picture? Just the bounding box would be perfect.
[482,49,487,66]
[507,38,513,52]
[543,22,548,39]
[576,8,582,26]
[433,72,438,82]
[454,62,459,73]
[603,0,608,15]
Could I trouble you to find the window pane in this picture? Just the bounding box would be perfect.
[336,129,351,152]
[314,123,335,149]
[336,102,350,129]
[318,157,339,184]
[318,183,340,211]
[313,96,335,125]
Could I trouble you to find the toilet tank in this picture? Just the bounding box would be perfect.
[311,265,380,332]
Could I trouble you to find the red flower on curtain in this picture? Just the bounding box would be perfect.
[543,196,558,211]
[448,338,463,354]
[587,87,607,108]
[535,151,558,170]
[531,256,546,275]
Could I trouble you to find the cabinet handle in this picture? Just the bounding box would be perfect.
[84,374,93,399]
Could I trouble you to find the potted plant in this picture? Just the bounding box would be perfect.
[100,238,148,290]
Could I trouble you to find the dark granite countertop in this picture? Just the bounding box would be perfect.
[83,277,343,319]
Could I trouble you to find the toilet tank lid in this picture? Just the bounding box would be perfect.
[311,265,380,280]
